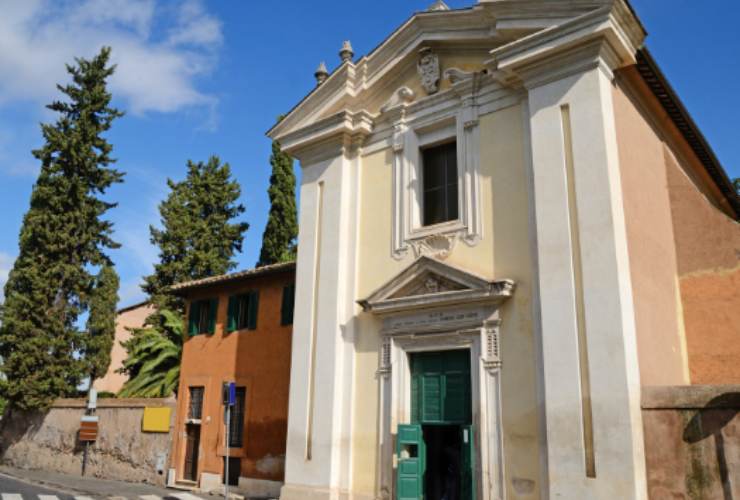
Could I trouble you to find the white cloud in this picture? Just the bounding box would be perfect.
[0,252,15,303]
[0,0,222,115]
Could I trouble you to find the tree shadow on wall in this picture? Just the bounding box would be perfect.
[683,392,740,500]
[0,405,46,460]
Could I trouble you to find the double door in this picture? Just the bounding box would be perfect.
[397,350,475,500]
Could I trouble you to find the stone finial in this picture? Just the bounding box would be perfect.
[314,62,329,85]
[339,40,354,63]
[427,0,450,11]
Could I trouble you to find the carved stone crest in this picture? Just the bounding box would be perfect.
[417,47,440,95]
[410,233,456,259]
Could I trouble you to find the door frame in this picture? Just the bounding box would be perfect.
[376,305,505,500]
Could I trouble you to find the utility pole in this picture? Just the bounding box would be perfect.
[81,377,98,476]
[223,382,235,499]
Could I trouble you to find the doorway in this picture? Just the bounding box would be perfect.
[183,423,201,481]
[397,349,475,500]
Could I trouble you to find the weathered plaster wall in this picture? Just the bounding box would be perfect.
[642,385,740,499]
[611,81,688,385]
[664,150,740,384]
[94,303,156,394]
[171,270,294,492]
[352,103,541,498]
[0,398,174,485]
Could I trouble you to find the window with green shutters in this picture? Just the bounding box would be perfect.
[281,283,295,326]
[226,291,259,332]
[188,298,218,336]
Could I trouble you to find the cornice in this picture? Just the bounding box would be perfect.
[486,0,645,88]
[268,7,499,143]
[278,109,375,162]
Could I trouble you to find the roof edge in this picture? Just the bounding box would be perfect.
[635,48,740,220]
[170,261,296,295]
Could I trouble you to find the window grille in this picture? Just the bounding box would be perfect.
[227,387,247,448]
[188,386,204,420]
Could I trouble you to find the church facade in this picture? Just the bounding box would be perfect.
[267,1,740,499]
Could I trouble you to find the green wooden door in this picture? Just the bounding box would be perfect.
[460,424,476,500]
[410,350,471,425]
[397,424,425,500]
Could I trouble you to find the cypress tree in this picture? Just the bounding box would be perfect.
[84,264,120,382]
[142,156,249,312]
[0,47,124,410]
[257,140,298,266]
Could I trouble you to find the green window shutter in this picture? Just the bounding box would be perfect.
[207,298,219,334]
[247,291,259,330]
[188,301,200,336]
[281,284,295,326]
[227,296,238,333]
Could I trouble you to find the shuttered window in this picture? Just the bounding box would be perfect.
[227,387,246,448]
[281,284,295,326]
[188,298,218,336]
[226,291,259,332]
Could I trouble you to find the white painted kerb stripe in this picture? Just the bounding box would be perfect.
[38,496,60,500]
[1,494,23,500]
[74,497,95,500]
[170,493,204,500]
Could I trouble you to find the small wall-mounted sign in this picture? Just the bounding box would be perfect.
[142,407,171,433]
[79,417,98,442]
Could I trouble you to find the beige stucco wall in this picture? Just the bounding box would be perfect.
[611,81,689,385]
[351,103,542,497]
[94,303,155,394]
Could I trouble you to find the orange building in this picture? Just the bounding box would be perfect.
[168,262,295,497]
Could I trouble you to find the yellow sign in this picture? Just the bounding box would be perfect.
[142,407,171,433]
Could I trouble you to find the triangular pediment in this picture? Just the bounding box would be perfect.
[359,256,515,314]
[267,1,615,150]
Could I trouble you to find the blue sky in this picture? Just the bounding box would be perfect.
[0,0,738,308]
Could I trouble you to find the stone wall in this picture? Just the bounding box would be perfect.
[642,386,740,499]
[0,397,175,486]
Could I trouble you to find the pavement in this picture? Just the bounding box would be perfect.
[0,466,206,500]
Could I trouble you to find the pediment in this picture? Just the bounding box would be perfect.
[268,1,636,159]
[358,256,515,314]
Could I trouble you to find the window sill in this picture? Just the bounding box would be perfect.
[409,219,465,240]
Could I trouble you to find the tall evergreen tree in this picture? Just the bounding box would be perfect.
[0,47,124,410]
[84,264,120,382]
[142,156,248,313]
[257,140,298,266]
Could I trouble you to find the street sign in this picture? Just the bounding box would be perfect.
[87,388,97,410]
[228,382,236,406]
[223,381,236,406]
[79,420,98,441]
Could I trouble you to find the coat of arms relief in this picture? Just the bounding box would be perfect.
[417,47,440,94]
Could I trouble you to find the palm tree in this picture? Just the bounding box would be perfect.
[118,309,183,398]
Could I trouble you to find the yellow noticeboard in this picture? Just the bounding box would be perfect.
[142,407,171,432]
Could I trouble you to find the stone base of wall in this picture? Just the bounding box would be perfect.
[0,397,175,486]
[238,476,282,498]
[642,385,740,499]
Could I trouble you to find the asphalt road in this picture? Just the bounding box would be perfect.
[0,472,75,498]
